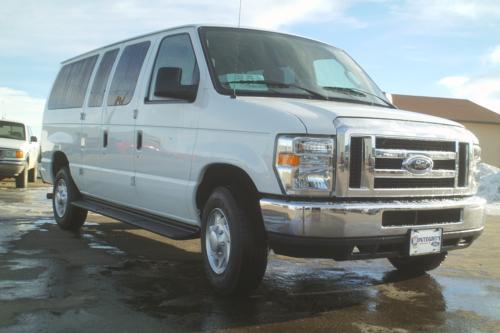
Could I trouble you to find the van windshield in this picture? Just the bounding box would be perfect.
[199,27,392,108]
[0,121,26,140]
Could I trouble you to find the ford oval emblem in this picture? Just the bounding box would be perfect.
[403,155,433,174]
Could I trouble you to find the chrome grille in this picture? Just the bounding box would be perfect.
[334,118,476,198]
[342,136,471,196]
[372,137,458,189]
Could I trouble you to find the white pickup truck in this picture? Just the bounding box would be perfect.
[0,120,40,188]
[41,25,485,295]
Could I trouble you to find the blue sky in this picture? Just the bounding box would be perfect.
[0,0,499,131]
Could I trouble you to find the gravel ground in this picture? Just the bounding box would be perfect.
[0,179,499,333]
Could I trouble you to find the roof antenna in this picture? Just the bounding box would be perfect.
[238,0,242,27]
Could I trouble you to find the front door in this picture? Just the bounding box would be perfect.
[134,33,200,223]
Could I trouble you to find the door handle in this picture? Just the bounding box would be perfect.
[136,130,143,150]
[103,130,108,148]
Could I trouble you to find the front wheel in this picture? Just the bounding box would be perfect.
[28,164,38,183]
[389,252,447,274]
[15,162,28,188]
[201,187,268,296]
[53,167,87,231]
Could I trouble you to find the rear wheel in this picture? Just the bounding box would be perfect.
[201,187,268,296]
[389,252,447,274]
[15,162,28,188]
[53,167,87,231]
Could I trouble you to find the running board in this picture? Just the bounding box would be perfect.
[72,198,200,240]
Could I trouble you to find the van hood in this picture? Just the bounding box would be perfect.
[0,138,27,150]
[239,97,462,134]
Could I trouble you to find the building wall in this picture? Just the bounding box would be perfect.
[461,122,500,167]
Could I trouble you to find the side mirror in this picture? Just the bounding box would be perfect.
[30,136,38,143]
[154,67,197,102]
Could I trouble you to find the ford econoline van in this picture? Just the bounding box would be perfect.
[41,25,485,295]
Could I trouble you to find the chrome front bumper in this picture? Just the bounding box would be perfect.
[0,160,25,177]
[260,196,486,259]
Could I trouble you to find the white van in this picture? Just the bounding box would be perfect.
[41,25,485,295]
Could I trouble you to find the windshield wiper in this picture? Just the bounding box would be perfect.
[321,86,395,108]
[223,80,329,100]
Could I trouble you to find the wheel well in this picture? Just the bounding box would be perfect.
[196,164,261,214]
[52,151,69,179]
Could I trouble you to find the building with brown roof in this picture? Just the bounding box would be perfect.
[390,94,500,167]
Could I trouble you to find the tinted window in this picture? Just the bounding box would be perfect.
[199,28,390,107]
[48,55,98,109]
[149,34,199,100]
[0,121,25,140]
[88,49,119,107]
[107,41,150,106]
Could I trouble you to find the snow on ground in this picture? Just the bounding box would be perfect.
[477,163,500,216]
[477,163,500,203]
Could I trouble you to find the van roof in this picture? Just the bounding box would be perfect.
[62,24,338,64]
[62,24,197,64]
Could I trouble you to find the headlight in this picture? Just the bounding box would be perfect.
[473,144,481,162]
[275,135,335,196]
[4,150,24,159]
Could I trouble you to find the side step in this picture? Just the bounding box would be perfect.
[72,198,200,240]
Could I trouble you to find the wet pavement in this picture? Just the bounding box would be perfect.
[0,182,499,332]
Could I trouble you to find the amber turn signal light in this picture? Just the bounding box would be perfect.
[277,153,300,167]
[15,150,24,158]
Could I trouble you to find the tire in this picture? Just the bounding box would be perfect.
[53,167,87,231]
[28,164,38,183]
[15,162,29,188]
[201,186,268,296]
[389,252,447,274]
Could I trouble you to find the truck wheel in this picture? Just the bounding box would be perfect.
[201,187,268,296]
[28,165,38,183]
[53,167,87,231]
[389,252,447,273]
[15,162,29,188]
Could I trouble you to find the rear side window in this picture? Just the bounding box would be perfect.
[88,49,119,107]
[148,34,199,101]
[107,41,150,106]
[48,55,98,109]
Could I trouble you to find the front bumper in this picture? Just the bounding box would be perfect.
[0,160,25,177]
[260,196,486,259]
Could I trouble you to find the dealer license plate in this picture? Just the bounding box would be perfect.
[409,228,442,256]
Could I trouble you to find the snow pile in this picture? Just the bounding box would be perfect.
[477,163,500,203]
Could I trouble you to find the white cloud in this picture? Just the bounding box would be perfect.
[438,44,500,114]
[0,0,356,58]
[438,76,470,88]
[489,45,500,65]
[438,74,500,113]
[0,87,45,135]
[390,0,500,29]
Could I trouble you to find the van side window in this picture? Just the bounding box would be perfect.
[47,55,98,109]
[148,34,199,101]
[107,41,150,106]
[88,49,119,107]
